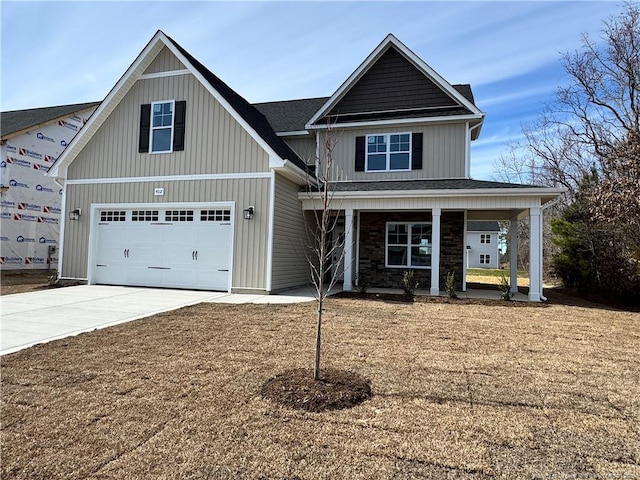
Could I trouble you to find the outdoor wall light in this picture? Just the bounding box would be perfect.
[466,245,471,250]
[243,206,254,220]
[69,208,82,221]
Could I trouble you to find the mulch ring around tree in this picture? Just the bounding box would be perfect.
[261,368,372,413]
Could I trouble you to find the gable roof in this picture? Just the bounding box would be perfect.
[1,102,99,138]
[307,34,484,136]
[48,30,309,179]
[467,221,500,232]
[166,36,308,172]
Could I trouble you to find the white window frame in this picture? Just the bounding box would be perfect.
[365,133,412,173]
[480,254,491,265]
[150,99,175,154]
[385,221,432,269]
[480,233,491,244]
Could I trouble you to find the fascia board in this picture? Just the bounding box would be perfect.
[273,159,316,187]
[306,113,484,131]
[48,31,167,179]
[298,187,566,200]
[307,35,393,126]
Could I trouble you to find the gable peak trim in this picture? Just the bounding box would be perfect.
[306,34,483,128]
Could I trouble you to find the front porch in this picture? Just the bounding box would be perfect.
[300,179,565,302]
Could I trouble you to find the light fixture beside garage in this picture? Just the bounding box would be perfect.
[243,206,254,220]
[69,208,82,221]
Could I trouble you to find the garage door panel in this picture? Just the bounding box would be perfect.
[93,206,232,291]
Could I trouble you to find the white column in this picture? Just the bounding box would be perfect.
[509,219,518,293]
[462,210,468,292]
[430,207,441,296]
[343,208,354,291]
[528,207,542,301]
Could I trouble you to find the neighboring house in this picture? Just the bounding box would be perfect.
[48,31,563,301]
[1,102,98,270]
[466,221,500,269]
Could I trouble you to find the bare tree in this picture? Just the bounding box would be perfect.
[304,125,345,381]
[494,2,640,201]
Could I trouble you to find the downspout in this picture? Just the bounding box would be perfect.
[466,122,482,177]
[53,175,66,280]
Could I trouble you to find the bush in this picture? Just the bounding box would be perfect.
[354,273,370,294]
[401,270,419,298]
[498,275,514,301]
[445,271,458,299]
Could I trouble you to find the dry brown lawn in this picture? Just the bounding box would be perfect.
[1,296,639,479]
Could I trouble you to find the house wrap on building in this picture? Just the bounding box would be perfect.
[47,31,563,301]
[1,103,98,270]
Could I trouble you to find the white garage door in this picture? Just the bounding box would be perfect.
[92,207,232,291]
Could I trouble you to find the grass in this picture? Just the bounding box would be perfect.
[1,296,638,479]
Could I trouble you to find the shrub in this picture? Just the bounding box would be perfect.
[47,270,59,287]
[354,273,370,294]
[445,271,458,299]
[401,270,419,298]
[498,275,514,301]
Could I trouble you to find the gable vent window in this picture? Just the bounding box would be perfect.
[355,132,422,172]
[100,210,126,222]
[165,210,194,222]
[139,100,186,153]
[132,210,159,222]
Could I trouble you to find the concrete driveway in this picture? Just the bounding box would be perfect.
[0,285,318,356]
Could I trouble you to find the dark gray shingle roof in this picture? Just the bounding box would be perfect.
[467,221,500,232]
[166,35,310,174]
[1,102,100,137]
[254,97,329,133]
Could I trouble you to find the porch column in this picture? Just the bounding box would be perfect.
[509,219,518,293]
[343,208,354,291]
[528,207,542,301]
[430,207,441,296]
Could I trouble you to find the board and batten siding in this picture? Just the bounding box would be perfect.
[68,73,270,180]
[323,123,466,181]
[271,174,311,291]
[281,136,316,165]
[143,46,186,74]
[62,178,270,291]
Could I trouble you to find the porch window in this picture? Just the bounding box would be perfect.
[386,222,432,268]
[366,133,411,171]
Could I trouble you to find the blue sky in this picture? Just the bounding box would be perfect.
[1,1,619,179]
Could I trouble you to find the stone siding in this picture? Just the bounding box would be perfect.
[357,211,464,291]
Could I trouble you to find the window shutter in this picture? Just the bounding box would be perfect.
[173,100,186,151]
[355,136,365,172]
[412,132,423,170]
[138,104,151,153]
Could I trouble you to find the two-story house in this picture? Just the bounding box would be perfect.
[466,221,500,269]
[48,31,563,301]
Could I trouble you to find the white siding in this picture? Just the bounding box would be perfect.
[466,231,499,268]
